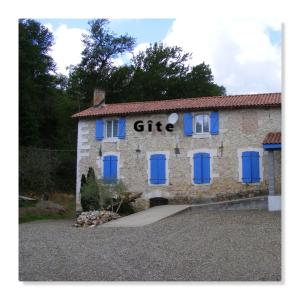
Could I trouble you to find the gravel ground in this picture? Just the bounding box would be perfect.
[19,209,281,281]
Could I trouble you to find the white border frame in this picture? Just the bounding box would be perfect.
[103,118,119,142]
[147,151,170,186]
[187,148,218,185]
[192,111,212,139]
[237,147,264,184]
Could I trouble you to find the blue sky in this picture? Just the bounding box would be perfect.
[37,18,281,94]
[37,19,174,45]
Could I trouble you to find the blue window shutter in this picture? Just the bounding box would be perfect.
[150,154,166,184]
[202,153,211,183]
[184,112,193,136]
[157,154,166,184]
[103,155,118,183]
[242,151,252,183]
[210,111,219,135]
[150,155,158,184]
[251,151,260,183]
[118,117,126,139]
[193,153,202,184]
[96,119,104,140]
[103,156,110,182]
[110,155,118,182]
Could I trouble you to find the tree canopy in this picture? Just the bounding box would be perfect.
[19,18,226,193]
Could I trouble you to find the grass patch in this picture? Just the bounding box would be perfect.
[19,193,76,223]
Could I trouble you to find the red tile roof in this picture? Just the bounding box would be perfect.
[72,92,281,118]
[263,132,281,144]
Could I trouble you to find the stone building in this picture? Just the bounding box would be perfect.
[72,91,281,212]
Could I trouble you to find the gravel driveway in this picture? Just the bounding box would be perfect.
[19,210,281,281]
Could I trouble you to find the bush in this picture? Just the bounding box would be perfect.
[80,168,100,211]
[80,180,100,211]
[80,167,129,212]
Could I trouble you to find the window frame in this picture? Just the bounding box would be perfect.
[105,119,119,139]
[238,148,263,184]
[101,152,120,182]
[147,151,170,186]
[194,113,210,134]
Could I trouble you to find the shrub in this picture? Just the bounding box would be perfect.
[80,167,129,212]
[80,168,100,211]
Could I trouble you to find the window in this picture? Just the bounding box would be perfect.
[103,155,118,183]
[106,119,119,138]
[194,114,210,134]
[150,154,167,185]
[184,112,219,136]
[241,151,260,183]
[193,152,211,184]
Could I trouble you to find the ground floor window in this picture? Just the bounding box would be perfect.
[149,154,167,185]
[193,152,211,184]
[103,155,118,183]
[241,151,260,183]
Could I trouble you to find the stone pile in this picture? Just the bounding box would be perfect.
[74,210,120,228]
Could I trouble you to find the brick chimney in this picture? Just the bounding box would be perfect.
[93,88,105,107]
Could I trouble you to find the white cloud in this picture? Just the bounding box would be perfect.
[163,18,281,94]
[47,24,88,75]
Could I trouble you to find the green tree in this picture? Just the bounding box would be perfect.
[19,19,57,146]
[68,19,136,109]
[106,43,226,102]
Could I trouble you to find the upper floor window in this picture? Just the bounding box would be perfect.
[184,111,219,136]
[194,114,210,134]
[96,117,126,141]
[106,119,119,138]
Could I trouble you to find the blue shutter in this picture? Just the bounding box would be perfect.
[150,154,166,184]
[194,153,210,184]
[251,151,260,183]
[118,117,126,139]
[193,153,202,184]
[103,156,110,182]
[150,155,158,184]
[103,155,118,183]
[184,112,193,136]
[242,151,252,183]
[210,111,219,135]
[202,153,211,183]
[157,154,166,184]
[96,119,104,140]
[110,155,118,182]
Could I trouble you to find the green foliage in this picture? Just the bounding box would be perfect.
[19,18,226,198]
[105,42,226,102]
[68,19,136,109]
[19,19,78,193]
[19,147,59,195]
[80,179,100,211]
[80,166,128,211]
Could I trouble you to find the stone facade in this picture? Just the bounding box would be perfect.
[76,107,281,212]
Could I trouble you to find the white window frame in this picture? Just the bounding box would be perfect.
[105,119,119,139]
[194,113,210,134]
[187,149,218,185]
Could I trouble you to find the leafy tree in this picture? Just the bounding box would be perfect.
[106,43,226,102]
[19,19,57,146]
[68,19,136,109]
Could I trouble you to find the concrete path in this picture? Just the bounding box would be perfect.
[101,205,190,227]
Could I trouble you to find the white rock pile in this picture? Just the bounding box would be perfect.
[74,210,120,228]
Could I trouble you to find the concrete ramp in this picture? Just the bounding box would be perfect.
[101,205,190,227]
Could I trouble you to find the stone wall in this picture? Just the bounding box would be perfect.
[75,107,281,211]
